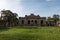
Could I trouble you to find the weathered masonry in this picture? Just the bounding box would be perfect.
[19,14,55,26]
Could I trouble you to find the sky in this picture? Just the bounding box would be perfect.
[0,0,60,17]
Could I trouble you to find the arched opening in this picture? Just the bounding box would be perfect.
[41,20,43,26]
[31,20,34,26]
[35,20,37,24]
[31,20,33,22]
[28,20,30,24]
[21,20,24,24]
[41,20,43,24]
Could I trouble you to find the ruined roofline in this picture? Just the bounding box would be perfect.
[19,13,46,19]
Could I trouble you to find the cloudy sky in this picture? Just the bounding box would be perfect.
[0,0,60,17]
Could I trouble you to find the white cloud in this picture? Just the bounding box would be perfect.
[0,0,23,16]
[45,0,52,2]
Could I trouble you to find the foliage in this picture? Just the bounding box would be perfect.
[0,26,60,40]
[1,9,18,26]
[53,14,60,20]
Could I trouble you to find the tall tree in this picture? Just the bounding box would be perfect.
[53,14,60,20]
[1,9,18,26]
[53,14,60,25]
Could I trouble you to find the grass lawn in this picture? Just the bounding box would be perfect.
[0,26,60,40]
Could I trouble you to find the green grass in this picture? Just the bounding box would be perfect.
[0,26,60,40]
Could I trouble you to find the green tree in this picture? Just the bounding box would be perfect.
[53,14,60,25]
[53,14,59,20]
[1,9,18,27]
[48,17,51,20]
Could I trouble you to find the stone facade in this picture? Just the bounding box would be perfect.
[19,14,55,26]
[0,13,60,26]
[57,20,60,26]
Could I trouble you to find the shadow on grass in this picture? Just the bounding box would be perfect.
[13,26,40,29]
[0,26,10,32]
[0,33,40,40]
[0,33,58,40]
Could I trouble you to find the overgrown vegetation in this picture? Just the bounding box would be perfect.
[0,26,60,40]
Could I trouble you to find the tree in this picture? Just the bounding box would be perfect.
[53,14,60,25]
[53,14,60,20]
[1,9,18,27]
[48,17,51,20]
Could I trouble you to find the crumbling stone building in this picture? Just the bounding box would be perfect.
[19,14,55,26]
